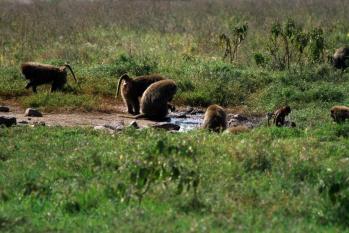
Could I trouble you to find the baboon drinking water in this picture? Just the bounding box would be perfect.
[330,105,349,123]
[202,104,227,132]
[21,62,77,93]
[333,46,349,70]
[116,74,165,115]
[135,79,177,120]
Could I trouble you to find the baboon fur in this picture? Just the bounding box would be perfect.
[224,125,249,134]
[21,62,77,93]
[333,46,349,70]
[135,79,177,120]
[330,105,349,123]
[116,74,165,115]
[202,104,227,132]
[268,105,291,127]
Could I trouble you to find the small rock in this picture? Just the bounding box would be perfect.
[104,121,125,131]
[94,125,106,130]
[191,109,204,114]
[152,122,180,131]
[33,121,46,126]
[0,106,10,112]
[185,107,204,115]
[129,121,139,129]
[24,108,43,117]
[173,112,187,118]
[18,120,29,124]
[231,114,248,121]
[94,125,115,134]
[185,106,194,114]
[0,116,17,127]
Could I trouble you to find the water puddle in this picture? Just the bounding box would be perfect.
[169,114,204,132]
[168,112,265,132]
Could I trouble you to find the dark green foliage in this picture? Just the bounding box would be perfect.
[111,53,158,77]
[265,19,327,70]
[318,169,349,226]
[219,22,248,63]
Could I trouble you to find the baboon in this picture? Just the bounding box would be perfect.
[135,79,177,120]
[267,105,291,127]
[202,104,227,132]
[330,105,349,123]
[116,74,165,115]
[21,62,77,93]
[333,46,349,70]
[224,125,249,134]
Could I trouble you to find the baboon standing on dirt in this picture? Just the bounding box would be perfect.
[135,79,177,120]
[116,74,165,115]
[21,62,77,93]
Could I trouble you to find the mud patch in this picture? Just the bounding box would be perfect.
[0,105,265,132]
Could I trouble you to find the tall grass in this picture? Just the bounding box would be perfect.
[0,0,348,111]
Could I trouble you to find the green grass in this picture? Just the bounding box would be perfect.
[1,125,349,232]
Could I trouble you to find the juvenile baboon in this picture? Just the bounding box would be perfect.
[202,104,227,132]
[21,62,77,93]
[330,105,349,123]
[267,105,291,127]
[116,74,165,115]
[224,125,249,134]
[333,46,349,70]
[135,79,177,120]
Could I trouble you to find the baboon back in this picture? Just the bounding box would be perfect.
[202,105,227,132]
[132,75,165,97]
[140,80,177,119]
[333,47,349,70]
[21,62,67,85]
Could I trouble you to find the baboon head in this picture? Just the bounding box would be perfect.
[284,105,291,114]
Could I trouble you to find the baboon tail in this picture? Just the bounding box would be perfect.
[64,64,78,83]
[115,73,129,99]
[118,113,145,119]
[134,114,146,119]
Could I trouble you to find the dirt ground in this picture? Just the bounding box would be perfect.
[0,102,265,132]
[0,104,164,128]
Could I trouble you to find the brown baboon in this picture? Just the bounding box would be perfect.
[267,105,291,127]
[224,125,249,134]
[21,62,77,93]
[134,79,177,120]
[202,105,227,132]
[116,74,165,115]
[330,106,349,123]
[333,46,349,70]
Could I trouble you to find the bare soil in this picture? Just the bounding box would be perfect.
[0,104,265,131]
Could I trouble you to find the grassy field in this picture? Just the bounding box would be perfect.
[1,125,349,232]
[1,0,349,232]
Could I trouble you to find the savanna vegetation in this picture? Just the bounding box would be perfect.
[1,0,349,232]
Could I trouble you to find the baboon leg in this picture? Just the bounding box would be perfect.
[51,84,59,92]
[133,98,140,115]
[168,103,175,112]
[25,82,32,89]
[32,85,37,93]
[127,102,135,115]
[51,82,64,92]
